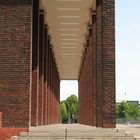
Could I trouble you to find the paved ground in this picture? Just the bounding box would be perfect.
[117,124,140,137]
[30,123,140,137]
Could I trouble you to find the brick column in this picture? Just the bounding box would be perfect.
[79,45,91,125]
[49,47,52,124]
[91,12,97,126]
[43,25,48,125]
[0,0,32,127]
[102,0,115,128]
[47,41,51,124]
[96,0,103,127]
[0,112,2,127]
[31,0,39,126]
[86,40,90,125]
[45,35,49,125]
[95,0,116,128]
[38,10,44,126]
[89,27,93,126]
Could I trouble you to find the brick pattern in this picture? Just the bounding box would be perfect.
[0,0,114,128]
[31,0,39,126]
[38,10,44,126]
[96,0,103,127]
[0,128,28,140]
[92,12,97,126]
[43,25,48,125]
[79,0,115,128]
[102,0,116,128]
[0,0,60,128]
[31,7,60,126]
[78,42,90,125]
[0,0,32,127]
[0,112,2,127]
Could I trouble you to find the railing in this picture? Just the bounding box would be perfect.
[116,118,140,125]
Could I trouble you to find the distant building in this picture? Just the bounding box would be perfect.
[116,100,140,108]
[126,101,140,108]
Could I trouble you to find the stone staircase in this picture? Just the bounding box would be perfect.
[10,124,140,140]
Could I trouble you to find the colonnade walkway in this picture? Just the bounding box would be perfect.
[11,124,140,140]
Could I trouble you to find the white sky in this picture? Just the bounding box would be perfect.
[60,0,140,102]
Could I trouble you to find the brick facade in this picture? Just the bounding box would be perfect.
[0,0,32,127]
[78,0,115,128]
[31,0,39,126]
[0,0,115,128]
[0,0,60,127]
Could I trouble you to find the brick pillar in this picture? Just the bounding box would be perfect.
[0,0,32,127]
[95,0,116,128]
[96,0,103,127]
[89,27,93,126]
[78,51,85,124]
[38,10,44,126]
[49,48,52,124]
[91,12,97,126]
[51,53,54,123]
[46,37,50,125]
[47,40,51,124]
[102,0,116,128]
[56,73,60,123]
[43,25,48,125]
[0,112,2,127]
[31,0,39,126]
[86,41,90,125]
[79,45,91,125]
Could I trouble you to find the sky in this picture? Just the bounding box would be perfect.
[60,0,140,102]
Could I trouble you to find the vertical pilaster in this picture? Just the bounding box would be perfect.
[31,0,39,126]
[0,0,32,127]
[96,0,103,127]
[86,40,90,125]
[102,0,115,128]
[92,12,97,126]
[43,25,48,125]
[89,27,93,126]
[38,10,44,126]
[95,0,116,128]
[47,38,50,124]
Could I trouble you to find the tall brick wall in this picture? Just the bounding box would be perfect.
[91,12,97,126]
[96,0,103,127]
[78,0,115,128]
[0,0,114,128]
[102,0,116,128]
[0,0,32,127]
[31,0,39,126]
[0,112,2,127]
[0,0,60,127]
[38,10,44,126]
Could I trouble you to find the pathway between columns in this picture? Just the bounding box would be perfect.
[10,124,140,140]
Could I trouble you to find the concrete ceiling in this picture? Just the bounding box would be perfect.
[40,0,95,80]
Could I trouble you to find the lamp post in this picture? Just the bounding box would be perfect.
[124,92,126,124]
[72,114,74,123]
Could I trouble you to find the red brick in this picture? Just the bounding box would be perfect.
[0,0,32,127]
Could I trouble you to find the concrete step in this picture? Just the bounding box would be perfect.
[11,136,137,140]
[29,128,125,133]
[10,124,140,140]
[20,131,133,137]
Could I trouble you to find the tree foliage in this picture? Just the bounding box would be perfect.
[60,101,68,123]
[60,95,78,123]
[116,101,140,119]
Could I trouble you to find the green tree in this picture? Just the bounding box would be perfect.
[60,101,68,123]
[66,95,78,123]
[116,101,140,119]
[60,95,78,123]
